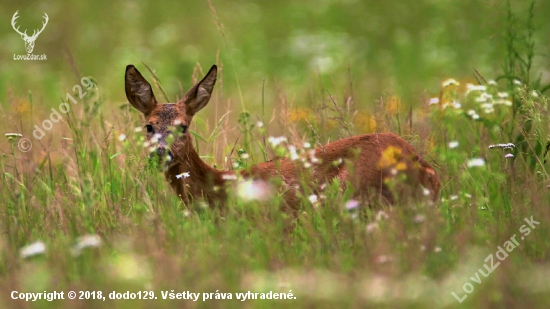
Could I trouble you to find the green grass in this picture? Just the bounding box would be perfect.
[1,0,550,308]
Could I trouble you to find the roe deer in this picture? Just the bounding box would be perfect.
[125,64,440,208]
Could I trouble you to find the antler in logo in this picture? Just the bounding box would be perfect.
[11,11,49,54]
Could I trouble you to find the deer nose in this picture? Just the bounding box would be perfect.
[156,147,173,162]
[156,147,165,157]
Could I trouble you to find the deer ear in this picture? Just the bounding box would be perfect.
[125,65,157,115]
[181,65,217,116]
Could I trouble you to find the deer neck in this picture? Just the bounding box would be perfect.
[166,140,232,203]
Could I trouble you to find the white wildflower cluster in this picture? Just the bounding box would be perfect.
[121,125,180,156]
[440,191,472,203]
[267,136,321,169]
[237,179,272,202]
[467,109,480,120]
[267,136,287,147]
[488,143,515,149]
[222,173,238,181]
[288,145,299,161]
[467,158,486,168]
[429,97,462,109]
[446,100,462,109]
[140,131,163,153]
[466,83,512,114]
[344,199,360,220]
[431,79,515,117]
[302,149,321,169]
[429,78,462,109]
[72,234,102,256]
[120,122,188,158]
[175,172,191,179]
[345,199,359,211]
[442,78,460,88]
[19,241,46,258]
[307,189,328,208]
[466,84,487,92]
[422,187,431,196]
[448,141,459,149]
[489,143,515,159]
[308,194,318,204]
[5,133,23,139]
[19,235,102,259]
[150,133,162,144]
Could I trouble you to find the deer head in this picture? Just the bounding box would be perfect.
[11,11,49,54]
[125,64,217,169]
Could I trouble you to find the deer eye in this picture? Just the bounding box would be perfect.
[181,125,188,133]
[145,125,154,133]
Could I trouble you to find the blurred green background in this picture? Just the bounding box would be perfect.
[1,0,548,119]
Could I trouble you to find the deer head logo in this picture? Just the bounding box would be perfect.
[11,11,49,54]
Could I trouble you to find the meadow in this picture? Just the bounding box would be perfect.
[1,0,549,308]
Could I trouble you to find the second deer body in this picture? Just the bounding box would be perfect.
[125,64,440,208]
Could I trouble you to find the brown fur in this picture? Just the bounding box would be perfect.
[125,64,441,209]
